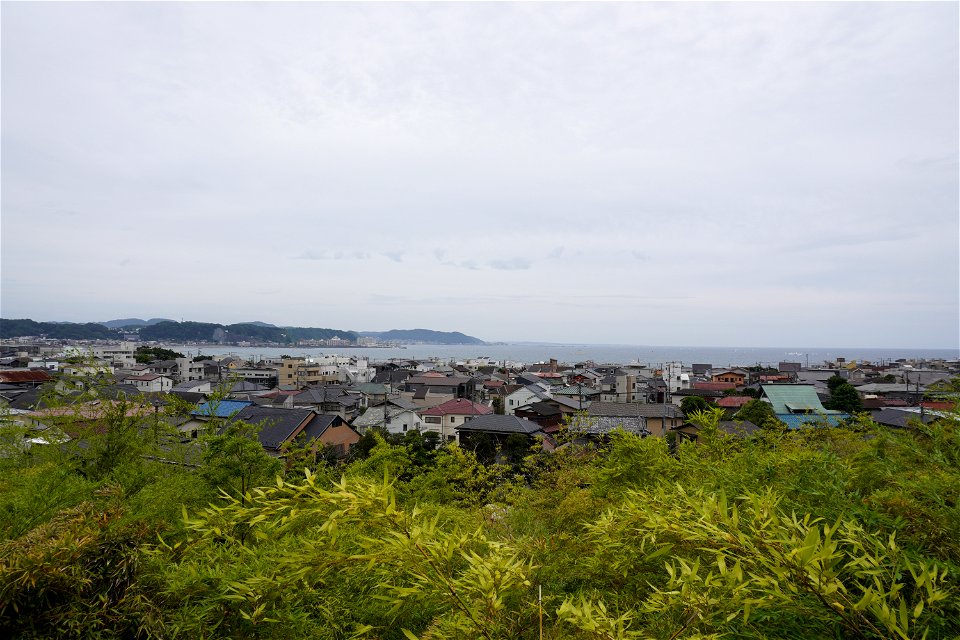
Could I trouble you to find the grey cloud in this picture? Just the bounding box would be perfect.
[487,257,531,271]
[441,259,480,270]
[1,2,956,347]
[295,250,371,261]
[381,250,404,263]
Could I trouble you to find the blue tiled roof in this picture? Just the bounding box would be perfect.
[192,400,253,418]
[776,413,850,430]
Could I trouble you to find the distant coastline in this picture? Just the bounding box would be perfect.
[161,342,960,368]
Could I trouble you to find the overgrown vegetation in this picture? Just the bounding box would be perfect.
[135,346,186,363]
[1,382,959,639]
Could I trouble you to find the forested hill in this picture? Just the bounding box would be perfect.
[357,329,485,345]
[138,321,358,344]
[0,318,358,344]
[0,318,118,340]
[2,318,484,345]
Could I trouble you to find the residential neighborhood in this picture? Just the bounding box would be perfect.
[2,337,958,462]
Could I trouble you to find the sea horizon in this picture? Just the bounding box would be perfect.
[161,342,960,369]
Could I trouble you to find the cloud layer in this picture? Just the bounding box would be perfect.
[2,3,957,346]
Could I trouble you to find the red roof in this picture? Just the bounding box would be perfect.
[420,398,493,417]
[716,396,752,408]
[921,401,955,411]
[0,369,53,383]
[260,389,300,398]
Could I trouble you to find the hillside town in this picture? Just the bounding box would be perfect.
[2,338,958,461]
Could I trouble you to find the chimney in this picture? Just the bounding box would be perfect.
[550,358,557,373]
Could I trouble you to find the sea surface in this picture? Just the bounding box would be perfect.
[162,343,960,368]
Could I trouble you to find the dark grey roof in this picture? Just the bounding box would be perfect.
[230,381,268,392]
[870,408,937,429]
[5,388,44,410]
[588,402,681,419]
[719,420,759,436]
[673,420,760,437]
[550,396,587,411]
[851,383,916,394]
[293,387,360,407]
[796,370,843,383]
[301,414,348,440]
[672,388,725,398]
[455,414,542,435]
[569,414,649,435]
[516,401,563,417]
[406,375,472,386]
[372,370,414,384]
[170,389,207,404]
[516,373,544,386]
[387,397,419,410]
[227,406,315,450]
[172,380,209,391]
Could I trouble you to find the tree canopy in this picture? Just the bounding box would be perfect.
[733,397,783,428]
[1,376,959,639]
[827,381,864,413]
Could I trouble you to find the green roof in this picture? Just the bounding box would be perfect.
[761,384,840,415]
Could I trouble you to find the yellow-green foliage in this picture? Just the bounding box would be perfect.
[1,389,959,639]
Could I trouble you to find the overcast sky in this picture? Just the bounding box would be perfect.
[2,2,957,348]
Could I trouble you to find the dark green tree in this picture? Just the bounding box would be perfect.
[826,374,847,393]
[680,396,710,416]
[734,398,783,428]
[350,428,382,461]
[827,382,863,413]
[134,346,185,364]
[201,421,281,505]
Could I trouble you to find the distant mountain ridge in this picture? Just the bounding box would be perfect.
[137,321,356,344]
[357,329,485,345]
[0,318,118,340]
[1,318,484,345]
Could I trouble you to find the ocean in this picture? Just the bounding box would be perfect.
[161,343,959,368]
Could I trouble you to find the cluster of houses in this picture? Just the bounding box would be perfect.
[1,339,957,461]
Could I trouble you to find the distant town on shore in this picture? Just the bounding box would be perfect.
[3,323,958,458]
[0,318,486,347]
